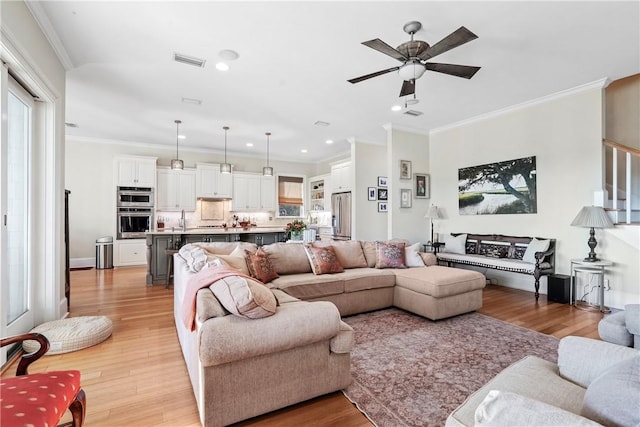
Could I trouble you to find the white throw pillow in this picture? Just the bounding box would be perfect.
[475,390,601,427]
[522,238,550,264]
[405,242,425,267]
[178,245,209,272]
[442,233,467,255]
[209,275,277,319]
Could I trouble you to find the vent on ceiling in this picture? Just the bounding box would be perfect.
[65,122,79,128]
[173,52,206,68]
[404,110,423,117]
[314,120,330,127]
[182,97,202,105]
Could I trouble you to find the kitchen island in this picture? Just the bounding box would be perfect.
[145,227,286,285]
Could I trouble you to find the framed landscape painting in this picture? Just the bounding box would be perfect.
[458,156,537,215]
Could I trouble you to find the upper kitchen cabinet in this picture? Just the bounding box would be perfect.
[330,161,351,193]
[232,173,275,212]
[196,163,232,199]
[157,167,196,211]
[115,156,157,187]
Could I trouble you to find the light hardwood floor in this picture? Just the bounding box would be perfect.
[3,267,604,426]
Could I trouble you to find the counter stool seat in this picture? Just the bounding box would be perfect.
[166,248,179,288]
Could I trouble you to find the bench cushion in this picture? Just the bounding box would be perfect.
[394,266,485,298]
[438,253,551,274]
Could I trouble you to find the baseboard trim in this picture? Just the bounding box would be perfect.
[70,257,94,269]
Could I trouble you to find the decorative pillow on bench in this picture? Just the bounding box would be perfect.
[441,233,467,255]
[522,238,550,263]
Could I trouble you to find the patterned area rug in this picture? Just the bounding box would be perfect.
[342,308,559,427]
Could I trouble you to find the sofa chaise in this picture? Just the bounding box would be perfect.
[173,240,487,426]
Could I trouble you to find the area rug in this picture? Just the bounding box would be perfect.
[342,308,559,427]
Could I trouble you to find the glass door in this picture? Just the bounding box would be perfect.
[1,75,35,363]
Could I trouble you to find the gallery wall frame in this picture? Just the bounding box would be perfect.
[400,160,412,180]
[378,176,388,187]
[377,188,388,201]
[400,188,412,208]
[378,202,388,212]
[414,173,429,199]
[367,187,376,201]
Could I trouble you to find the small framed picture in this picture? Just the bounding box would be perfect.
[377,188,388,201]
[377,176,388,187]
[400,188,412,208]
[400,160,412,180]
[378,202,388,212]
[414,173,429,199]
[367,187,376,201]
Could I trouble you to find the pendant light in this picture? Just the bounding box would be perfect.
[220,126,232,174]
[171,119,184,170]
[262,131,273,176]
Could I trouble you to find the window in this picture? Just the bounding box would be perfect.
[277,175,305,217]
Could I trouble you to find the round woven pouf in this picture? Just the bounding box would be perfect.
[23,316,113,355]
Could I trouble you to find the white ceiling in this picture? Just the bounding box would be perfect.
[29,1,640,163]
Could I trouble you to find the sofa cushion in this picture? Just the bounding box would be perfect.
[522,238,550,264]
[196,288,229,323]
[475,390,602,427]
[362,241,377,267]
[394,266,485,298]
[341,268,397,293]
[244,248,279,283]
[304,244,344,275]
[312,240,368,268]
[195,241,258,255]
[270,273,344,299]
[262,242,313,274]
[209,275,277,319]
[179,245,209,272]
[405,242,425,267]
[581,355,640,427]
[375,241,406,269]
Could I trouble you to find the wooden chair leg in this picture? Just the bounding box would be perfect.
[69,388,86,427]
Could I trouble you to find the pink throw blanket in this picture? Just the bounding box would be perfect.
[181,265,253,331]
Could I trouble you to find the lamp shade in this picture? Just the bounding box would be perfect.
[425,205,443,219]
[570,206,614,229]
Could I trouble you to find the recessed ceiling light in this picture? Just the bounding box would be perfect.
[219,49,239,61]
[178,135,186,140]
[314,120,330,127]
[301,149,308,153]
[391,105,402,112]
[216,62,229,71]
[246,142,253,147]
[325,139,334,144]
[182,97,202,105]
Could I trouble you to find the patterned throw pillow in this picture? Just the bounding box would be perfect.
[304,244,344,275]
[375,241,407,269]
[244,248,279,283]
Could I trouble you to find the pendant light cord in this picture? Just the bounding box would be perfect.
[266,132,271,167]
[175,119,181,158]
[223,126,229,163]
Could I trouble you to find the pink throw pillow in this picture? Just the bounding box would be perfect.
[244,248,279,283]
[375,241,407,269]
[304,244,345,275]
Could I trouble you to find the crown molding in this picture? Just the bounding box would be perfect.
[382,122,430,136]
[24,1,74,70]
[430,78,611,136]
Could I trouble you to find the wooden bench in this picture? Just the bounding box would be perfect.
[436,233,556,301]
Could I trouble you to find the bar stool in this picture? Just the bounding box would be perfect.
[165,248,179,288]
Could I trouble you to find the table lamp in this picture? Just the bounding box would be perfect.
[570,206,614,262]
[425,205,443,244]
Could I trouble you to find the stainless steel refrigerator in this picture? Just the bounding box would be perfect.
[331,192,352,240]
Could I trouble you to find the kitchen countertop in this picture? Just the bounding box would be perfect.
[146,227,286,235]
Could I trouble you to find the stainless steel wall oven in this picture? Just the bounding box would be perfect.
[117,186,154,207]
[116,186,154,239]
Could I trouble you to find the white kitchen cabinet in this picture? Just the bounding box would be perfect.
[232,173,275,211]
[157,168,196,211]
[196,163,232,199]
[331,161,351,193]
[115,156,157,187]
[309,173,330,211]
[114,240,147,266]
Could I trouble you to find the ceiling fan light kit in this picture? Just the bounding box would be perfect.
[171,119,184,170]
[348,21,480,98]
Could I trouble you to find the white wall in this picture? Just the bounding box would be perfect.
[352,141,387,241]
[1,1,67,321]
[429,81,639,308]
[386,127,430,242]
[65,138,317,258]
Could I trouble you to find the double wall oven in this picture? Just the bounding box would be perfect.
[117,187,154,239]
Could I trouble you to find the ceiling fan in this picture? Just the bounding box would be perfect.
[348,21,481,97]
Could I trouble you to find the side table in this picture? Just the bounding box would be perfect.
[432,242,445,254]
[570,258,612,313]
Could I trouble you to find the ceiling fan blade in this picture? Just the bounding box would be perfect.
[418,26,478,61]
[399,80,415,97]
[424,62,481,79]
[362,39,408,62]
[348,66,400,84]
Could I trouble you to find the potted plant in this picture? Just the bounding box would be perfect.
[284,220,307,241]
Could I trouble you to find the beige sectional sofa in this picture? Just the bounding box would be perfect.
[173,240,486,427]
